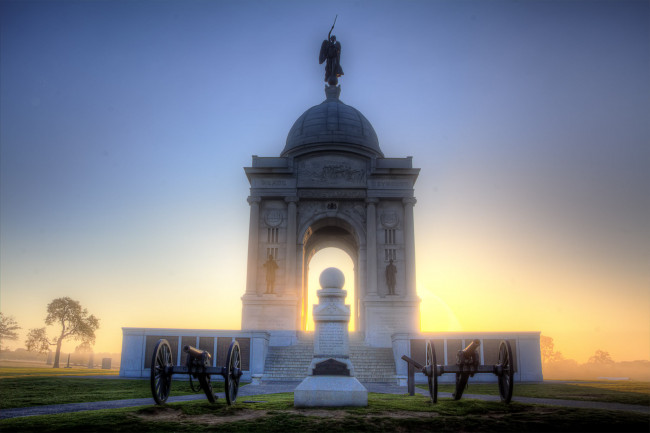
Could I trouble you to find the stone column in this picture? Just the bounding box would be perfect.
[285,197,299,296]
[402,197,417,297]
[365,198,378,296]
[246,196,261,295]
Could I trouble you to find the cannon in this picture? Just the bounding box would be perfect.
[150,339,243,405]
[402,339,514,403]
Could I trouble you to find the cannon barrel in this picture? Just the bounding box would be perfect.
[183,345,212,368]
[183,345,207,359]
[461,339,480,355]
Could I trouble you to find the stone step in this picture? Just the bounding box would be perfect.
[262,343,397,383]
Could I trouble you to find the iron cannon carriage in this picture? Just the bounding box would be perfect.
[402,339,514,403]
[150,338,243,405]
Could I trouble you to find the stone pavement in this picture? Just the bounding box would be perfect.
[1,382,648,420]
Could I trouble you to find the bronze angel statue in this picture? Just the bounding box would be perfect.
[319,16,343,85]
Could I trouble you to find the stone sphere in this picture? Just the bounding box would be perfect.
[319,267,345,289]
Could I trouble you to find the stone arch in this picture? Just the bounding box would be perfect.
[299,214,366,331]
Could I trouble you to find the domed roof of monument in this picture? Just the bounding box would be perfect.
[282,86,383,158]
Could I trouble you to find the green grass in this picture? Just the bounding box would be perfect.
[418,380,650,406]
[1,392,648,433]
[0,376,224,409]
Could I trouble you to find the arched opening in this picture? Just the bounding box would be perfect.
[305,248,355,331]
[300,216,362,332]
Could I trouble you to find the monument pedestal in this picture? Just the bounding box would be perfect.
[294,267,368,407]
[294,376,368,407]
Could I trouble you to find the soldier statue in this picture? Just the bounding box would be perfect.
[386,259,397,295]
[263,254,279,294]
[319,16,343,85]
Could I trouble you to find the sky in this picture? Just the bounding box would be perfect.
[1,0,648,363]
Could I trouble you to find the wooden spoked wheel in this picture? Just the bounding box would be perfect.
[150,339,173,405]
[497,340,514,403]
[224,340,242,405]
[425,340,438,403]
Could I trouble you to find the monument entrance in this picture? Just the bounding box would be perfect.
[240,84,421,347]
[305,247,355,331]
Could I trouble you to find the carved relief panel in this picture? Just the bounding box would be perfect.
[297,155,367,188]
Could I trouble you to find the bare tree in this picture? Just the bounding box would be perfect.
[25,297,99,368]
[0,313,21,349]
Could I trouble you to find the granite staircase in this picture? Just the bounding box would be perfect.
[262,334,397,383]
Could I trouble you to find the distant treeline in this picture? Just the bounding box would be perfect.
[543,359,650,381]
[0,348,121,368]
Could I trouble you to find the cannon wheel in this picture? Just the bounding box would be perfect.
[497,340,514,403]
[150,339,173,405]
[198,372,217,403]
[224,340,241,405]
[425,340,438,403]
[453,372,470,400]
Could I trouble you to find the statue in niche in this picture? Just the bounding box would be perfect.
[263,254,279,294]
[319,16,343,86]
[385,259,397,295]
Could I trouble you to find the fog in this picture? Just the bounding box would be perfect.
[543,359,650,381]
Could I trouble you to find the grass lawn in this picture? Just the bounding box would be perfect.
[0,367,224,409]
[1,392,648,433]
[420,380,650,406]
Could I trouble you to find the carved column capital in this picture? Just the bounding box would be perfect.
[247,196,262,205]
[365,197,379,206]
[284,196,299,204]
[402,197,417,206]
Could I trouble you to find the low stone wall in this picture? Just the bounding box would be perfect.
[119,328,270,381]
[392,332,543,384]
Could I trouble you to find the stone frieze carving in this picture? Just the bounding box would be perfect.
[298,156,366,187]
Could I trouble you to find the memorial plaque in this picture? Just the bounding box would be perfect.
[312,358,350,376]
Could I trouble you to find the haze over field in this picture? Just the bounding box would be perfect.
[1,1,648,365]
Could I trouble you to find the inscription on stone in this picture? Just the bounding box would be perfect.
[253,178,291,188]
[317,321,346,355]
[371,180,411,188]
[312,358,350,376]
[299,189,366,199]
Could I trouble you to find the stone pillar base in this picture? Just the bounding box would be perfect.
[294,376,368,407]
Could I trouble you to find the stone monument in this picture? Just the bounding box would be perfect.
[118,29,543,386]
[240,32,421,345]
[294,267,368,407]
